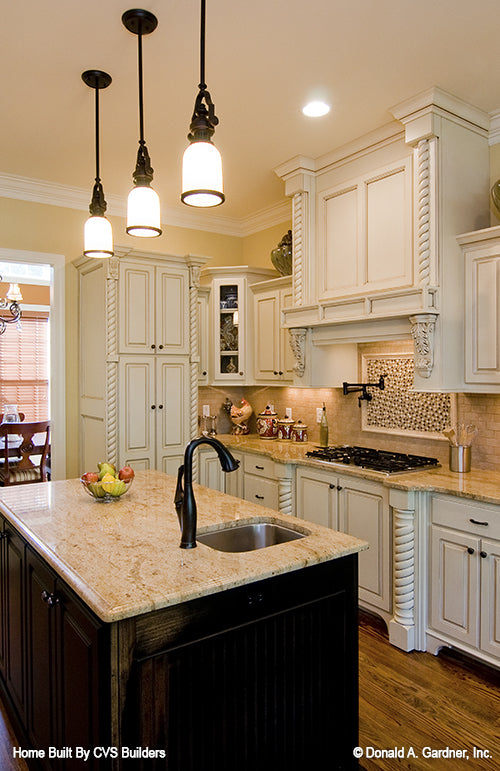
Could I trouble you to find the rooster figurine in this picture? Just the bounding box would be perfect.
[230,398,253,435]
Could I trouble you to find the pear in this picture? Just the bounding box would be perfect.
[109,480,127,497]
[98,462,116,480]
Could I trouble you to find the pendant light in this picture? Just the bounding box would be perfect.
[0,275,22,334]
[122,9,162,237]
[82,70,113,259]
[181,0,224,208]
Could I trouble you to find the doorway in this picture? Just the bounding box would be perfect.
[0,249,65,479]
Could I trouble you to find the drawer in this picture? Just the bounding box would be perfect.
[431,494,500,541]
[243,473,279,510]
[243,453,275,478]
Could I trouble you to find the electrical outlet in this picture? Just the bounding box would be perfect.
[269,403,274,412]
[316,407,323,423]
[285,407,292,419]
[202,404,211,417]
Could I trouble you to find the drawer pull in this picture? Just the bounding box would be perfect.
[255,494,264,500]
[480,551,488,559]
[41,590,59,607]
[469,518,489,526]
[255,465,264,470]
[467,547,475,555]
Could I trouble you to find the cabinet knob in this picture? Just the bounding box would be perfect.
[151,344,156,350]
[151,405,156,410]
[239,371,244,376]
[0,531,8,540]
[480,551,488,559]
[202,371,207,376]
[329,483,336,489]
[279,371,283,376]
[274,370,278,375]
[41,590,59,607]
[158,404,163,410]
[158,344,164,350]
[467,547,475,555]
[337,485,343,491]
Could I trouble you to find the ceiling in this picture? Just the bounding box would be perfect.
[2,0,500,231]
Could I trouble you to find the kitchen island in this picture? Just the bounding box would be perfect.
[0,471,366,770]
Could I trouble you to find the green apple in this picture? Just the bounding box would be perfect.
[98,462,116,480]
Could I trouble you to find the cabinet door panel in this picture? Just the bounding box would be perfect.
[26,549,57,753]
[295,468,337,529]
[119,263,155,353]
[340,481,390,611]
[199,448,225,492]
[465,252,500,384]
[156,267,189,354]
[4,526,26,720]
[480,539,500,657]
[243,474,279,511]
[281,287,295,381]
[429,526,480,647]
[157,357,190,463]
[118,358,156,467]
[254,291,279,381]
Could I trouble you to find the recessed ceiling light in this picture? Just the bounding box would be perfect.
[302,101,330,117]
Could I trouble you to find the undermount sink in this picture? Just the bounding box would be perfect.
[197,521,307,552]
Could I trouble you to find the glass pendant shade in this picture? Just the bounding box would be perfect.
[126,185,162,237]
[181,141,224,207]
[84,214,113,258]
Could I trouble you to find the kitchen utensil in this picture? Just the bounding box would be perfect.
[449,445,471,473]
[442,427,456,445]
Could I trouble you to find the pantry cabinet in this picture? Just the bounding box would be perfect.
[458,226,500,389]
[295,466,391,613]
[428,494,500,663]
[252,277,294,383]
[75,250,204,474]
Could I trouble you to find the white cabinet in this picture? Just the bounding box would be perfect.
[200,267,277,385]
[118,356,189,475]
[118,260,189,355]
[198,446,226,492]
[428,494,500,663]
[458,226,500,389]
[75,250,203,475]
[295,466,391,613]
[196,287,210,384]
[252,277,294,383]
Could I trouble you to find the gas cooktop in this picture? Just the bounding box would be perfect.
[305,445,440,475]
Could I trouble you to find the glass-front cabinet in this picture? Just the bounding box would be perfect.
[214,277,246,382]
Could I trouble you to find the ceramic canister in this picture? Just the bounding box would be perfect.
[291,420,308,442]
[256,406,278,440]
[276,417,294,441]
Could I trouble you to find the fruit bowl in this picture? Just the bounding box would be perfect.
[80,476,133,502]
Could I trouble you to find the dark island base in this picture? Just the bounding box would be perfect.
[121,556,360,771]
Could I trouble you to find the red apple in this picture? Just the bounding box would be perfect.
[118,466,135,481]
[81,471,99,483]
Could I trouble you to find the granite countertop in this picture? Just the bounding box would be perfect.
[0,471,367,624]
[219,434,500,505]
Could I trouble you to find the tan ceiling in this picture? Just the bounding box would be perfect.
[2,0,500,227]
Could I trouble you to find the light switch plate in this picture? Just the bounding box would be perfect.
[316,407,323,423]
[202,404,211,417]
[285,407,292,419]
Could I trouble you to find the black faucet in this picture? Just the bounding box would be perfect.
[174,436,240,549]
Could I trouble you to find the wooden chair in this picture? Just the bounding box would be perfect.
[0,421,51,486]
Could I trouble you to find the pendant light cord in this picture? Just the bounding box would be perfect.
[137,28,145,144]
[94,84,101,183]
[199,0,206,90]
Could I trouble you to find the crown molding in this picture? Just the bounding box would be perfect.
[0,172,290,238]
[489,110,500,146]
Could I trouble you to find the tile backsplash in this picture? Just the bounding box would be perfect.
[198,341,500,471]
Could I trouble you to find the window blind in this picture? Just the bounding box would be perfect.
[0,314,49,421]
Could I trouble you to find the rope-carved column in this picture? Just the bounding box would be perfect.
[188,263,201,481]
[416,138,432,286]
[278,477,293,517]
[389,500,417,651]
[292,191,306,306]
[105,256,119,468]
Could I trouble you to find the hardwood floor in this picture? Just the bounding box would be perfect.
[359,610,500,770]
[0,611,499,770]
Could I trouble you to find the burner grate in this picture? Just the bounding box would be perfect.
[305,445,439,474]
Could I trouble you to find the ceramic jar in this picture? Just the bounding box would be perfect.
[276,417,294,441]
[291,420,308,442]
[256,406,278,440]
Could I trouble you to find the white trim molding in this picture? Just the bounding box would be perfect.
[0,247,66,481]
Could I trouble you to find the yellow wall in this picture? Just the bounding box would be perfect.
[241,221,292,269]
[490,145,500,225]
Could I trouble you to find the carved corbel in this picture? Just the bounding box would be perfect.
[288,327,307,377]
[409,314,437,378]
